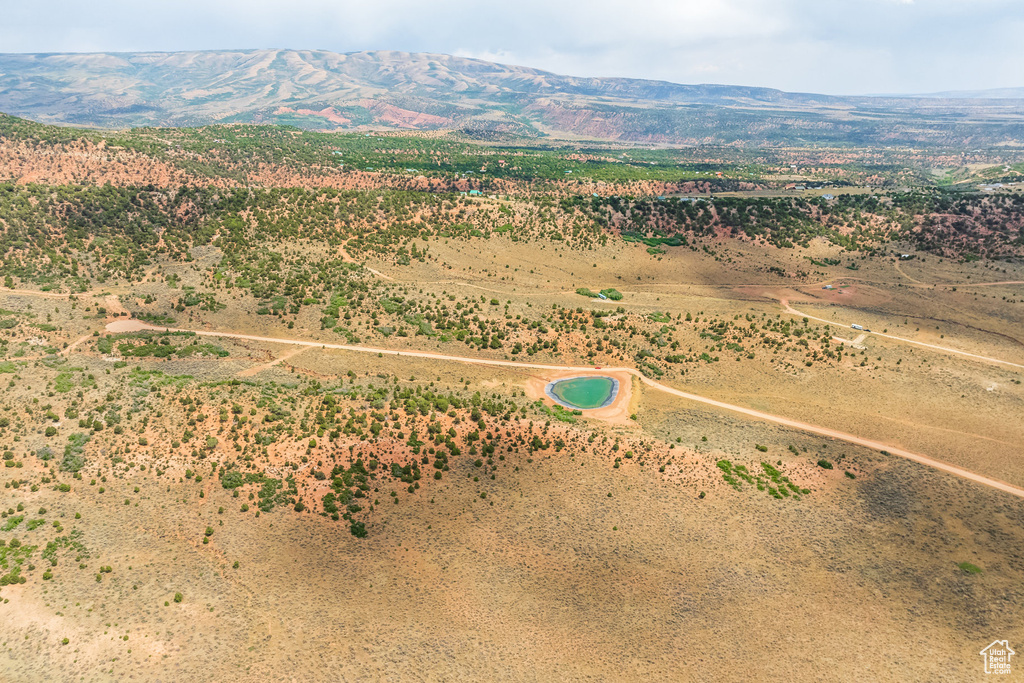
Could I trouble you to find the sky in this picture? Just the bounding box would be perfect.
[2,0,1022,95]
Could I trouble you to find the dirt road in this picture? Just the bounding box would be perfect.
[60,334,93,357]
[781,299,1024,370]
[105,318,1024,500]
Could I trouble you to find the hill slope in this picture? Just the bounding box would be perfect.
[2,49,1024,146]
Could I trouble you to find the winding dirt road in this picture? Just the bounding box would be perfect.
[781,299,1024,370]
[105,318,1024,500]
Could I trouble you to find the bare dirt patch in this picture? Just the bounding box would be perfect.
[524,368,636,425]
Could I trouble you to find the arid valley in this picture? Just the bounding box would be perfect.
[0,42,1023,681]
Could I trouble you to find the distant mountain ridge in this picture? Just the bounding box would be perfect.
[914,87,1024,99]
[1,49,1024,146]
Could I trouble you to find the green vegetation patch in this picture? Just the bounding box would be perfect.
[0,538,35,586]
[60,433,90,472]
[599,288,623,301]
[219,468,297,512]
[42,530,90,567]
[716,459,809,500]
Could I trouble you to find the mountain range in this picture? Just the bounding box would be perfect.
[1,49,1024,146]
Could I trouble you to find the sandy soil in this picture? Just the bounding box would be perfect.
[104,318,1024,501]
[524,368,637,425]
[236,345,309,377]
[3,225,1024,681]
[2,416,1021,682]
[781,298,1024,370]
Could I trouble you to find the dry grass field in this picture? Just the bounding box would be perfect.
[0,227,1021,682]
[0,112,1022,680]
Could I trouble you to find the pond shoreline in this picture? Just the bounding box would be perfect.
[545,376,620,410]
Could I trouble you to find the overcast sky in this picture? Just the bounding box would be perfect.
[2,0,1022,95]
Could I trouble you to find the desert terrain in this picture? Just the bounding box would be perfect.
[0,115,1021,681]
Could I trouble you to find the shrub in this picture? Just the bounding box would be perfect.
[817,459,833,470]
[60,433,91,472]
[957,562,983,575]
[350,521,367,538]
[173,592,183,603]
[221,470,244,489]
[599,288,623,301]
[321,493,338,514]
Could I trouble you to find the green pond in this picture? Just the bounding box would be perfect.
[546,376,618,410]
